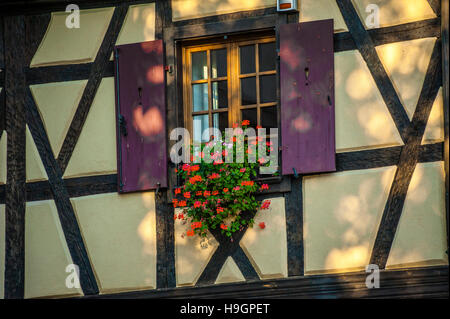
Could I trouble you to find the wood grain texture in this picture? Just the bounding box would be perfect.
[337,0,411,143]
[80,265,448,299]
[371,41,442,268]
[441,0,449,257]
[155,0,176,289]
[56,4,128,173]
[25,89,99,295]
[3,15,26,299]
[284,177,304,276]
[428,0,441,16]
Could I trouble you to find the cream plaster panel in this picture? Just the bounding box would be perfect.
[25,200,83,298]
[116,3,156,46]
[0,205,5,299]
[26,125,48,182]
[303,166,396,274]
[423,87,444,144]
[172,0,276,21]
[30,8,114,67]
[64,77,117,178]
[299,0,348,32]
[215,256,245,284]
[353,0,436,29]
[0,131,6,184]
[240,197,288,279]
[335,50,403,152]
[30,80,87,156]
[386,162,448,269]
[71,192,157,293]
[175,209,219,287]
[376,37,436,120]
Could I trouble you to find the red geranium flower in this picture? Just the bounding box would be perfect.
[242,120,250,126]
[220,224,228,230]
[259,222,266,229]
[187,230,194,236]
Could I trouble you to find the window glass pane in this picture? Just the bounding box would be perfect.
[259,42,276,72]
[260,74,276,103]
[212,81,228,110]
[193,114,209,142]
[241,77,256,105]
[192,83,208,112]
[240,45,255,74]
[192,51,207,80]
[261,106,277,129]
[211,49,227,78]
[213,112,228,132]
[241,108,257,129]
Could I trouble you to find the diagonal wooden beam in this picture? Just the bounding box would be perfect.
[427,0,441,16]
[25,89,99,295]
[370,41,442,268]
[196,210,260,286]
[336,0,411,143]
[56,4,128,173]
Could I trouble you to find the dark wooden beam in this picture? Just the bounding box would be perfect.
[3,15,26,299]
[371,41,442,269]
[0,143,443,204]
[0,16,4,134]
[80,265,449,299]
[441,0,449,255]
[56,4,128,173]
[25,89,99,295]
[337,0,411,143]
[428,0,441,16]
[0,0,156,16]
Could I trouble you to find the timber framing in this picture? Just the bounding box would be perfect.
[80,265,448,299]
[1,0,448,298]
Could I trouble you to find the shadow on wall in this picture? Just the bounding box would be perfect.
[171,0,276,21]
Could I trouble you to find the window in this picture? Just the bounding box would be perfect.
[182,35,277,142]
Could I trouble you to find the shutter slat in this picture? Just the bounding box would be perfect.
[280,19,336,175]
[114,40,167,193]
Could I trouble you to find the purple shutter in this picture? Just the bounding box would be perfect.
[280,19,336,175]
[114,40,167,193]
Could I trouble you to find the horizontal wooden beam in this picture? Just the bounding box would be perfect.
[23,18,440,85]
[79,265,448,299]
[0,143,443,204]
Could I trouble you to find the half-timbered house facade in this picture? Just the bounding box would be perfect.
[0,0,448,298]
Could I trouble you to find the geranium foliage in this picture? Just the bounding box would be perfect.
[173,122,273,238]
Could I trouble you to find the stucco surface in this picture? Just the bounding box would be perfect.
[30,8,114,67]
[26,125,48,182]
[423,87,444,144]
[376,37,437,120]
[0,205,4,299]
[299,0,348,32]
[353,0,436,29]
[174,210,219,286]
[215,256,245,284]
[25,200,83,298]
[172,0,276,21]
[30,80,87,157]
[335,50,403,152]
[303,166,396,274]
[240,197,288,279]
[116,3,156,46]
[64,77,117,178]
[0,130,6,184]
[71,192,157,293]
[386,162,448,269]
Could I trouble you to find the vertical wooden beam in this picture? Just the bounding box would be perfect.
[0,16,5,134]
[3,15,26,299]
[156,0,176,289]
[441,0,449,253]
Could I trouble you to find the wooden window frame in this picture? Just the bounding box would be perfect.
[182,34,277,140]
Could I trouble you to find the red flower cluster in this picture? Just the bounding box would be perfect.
[261,200,271,210]
[208,173,220,179]
[189,175,202,184]
[220,224,228,230]
[241,181,254,186]
[260,184,269,191]
[191,221,202,229]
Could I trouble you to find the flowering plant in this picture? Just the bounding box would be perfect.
[173,121,273,238]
